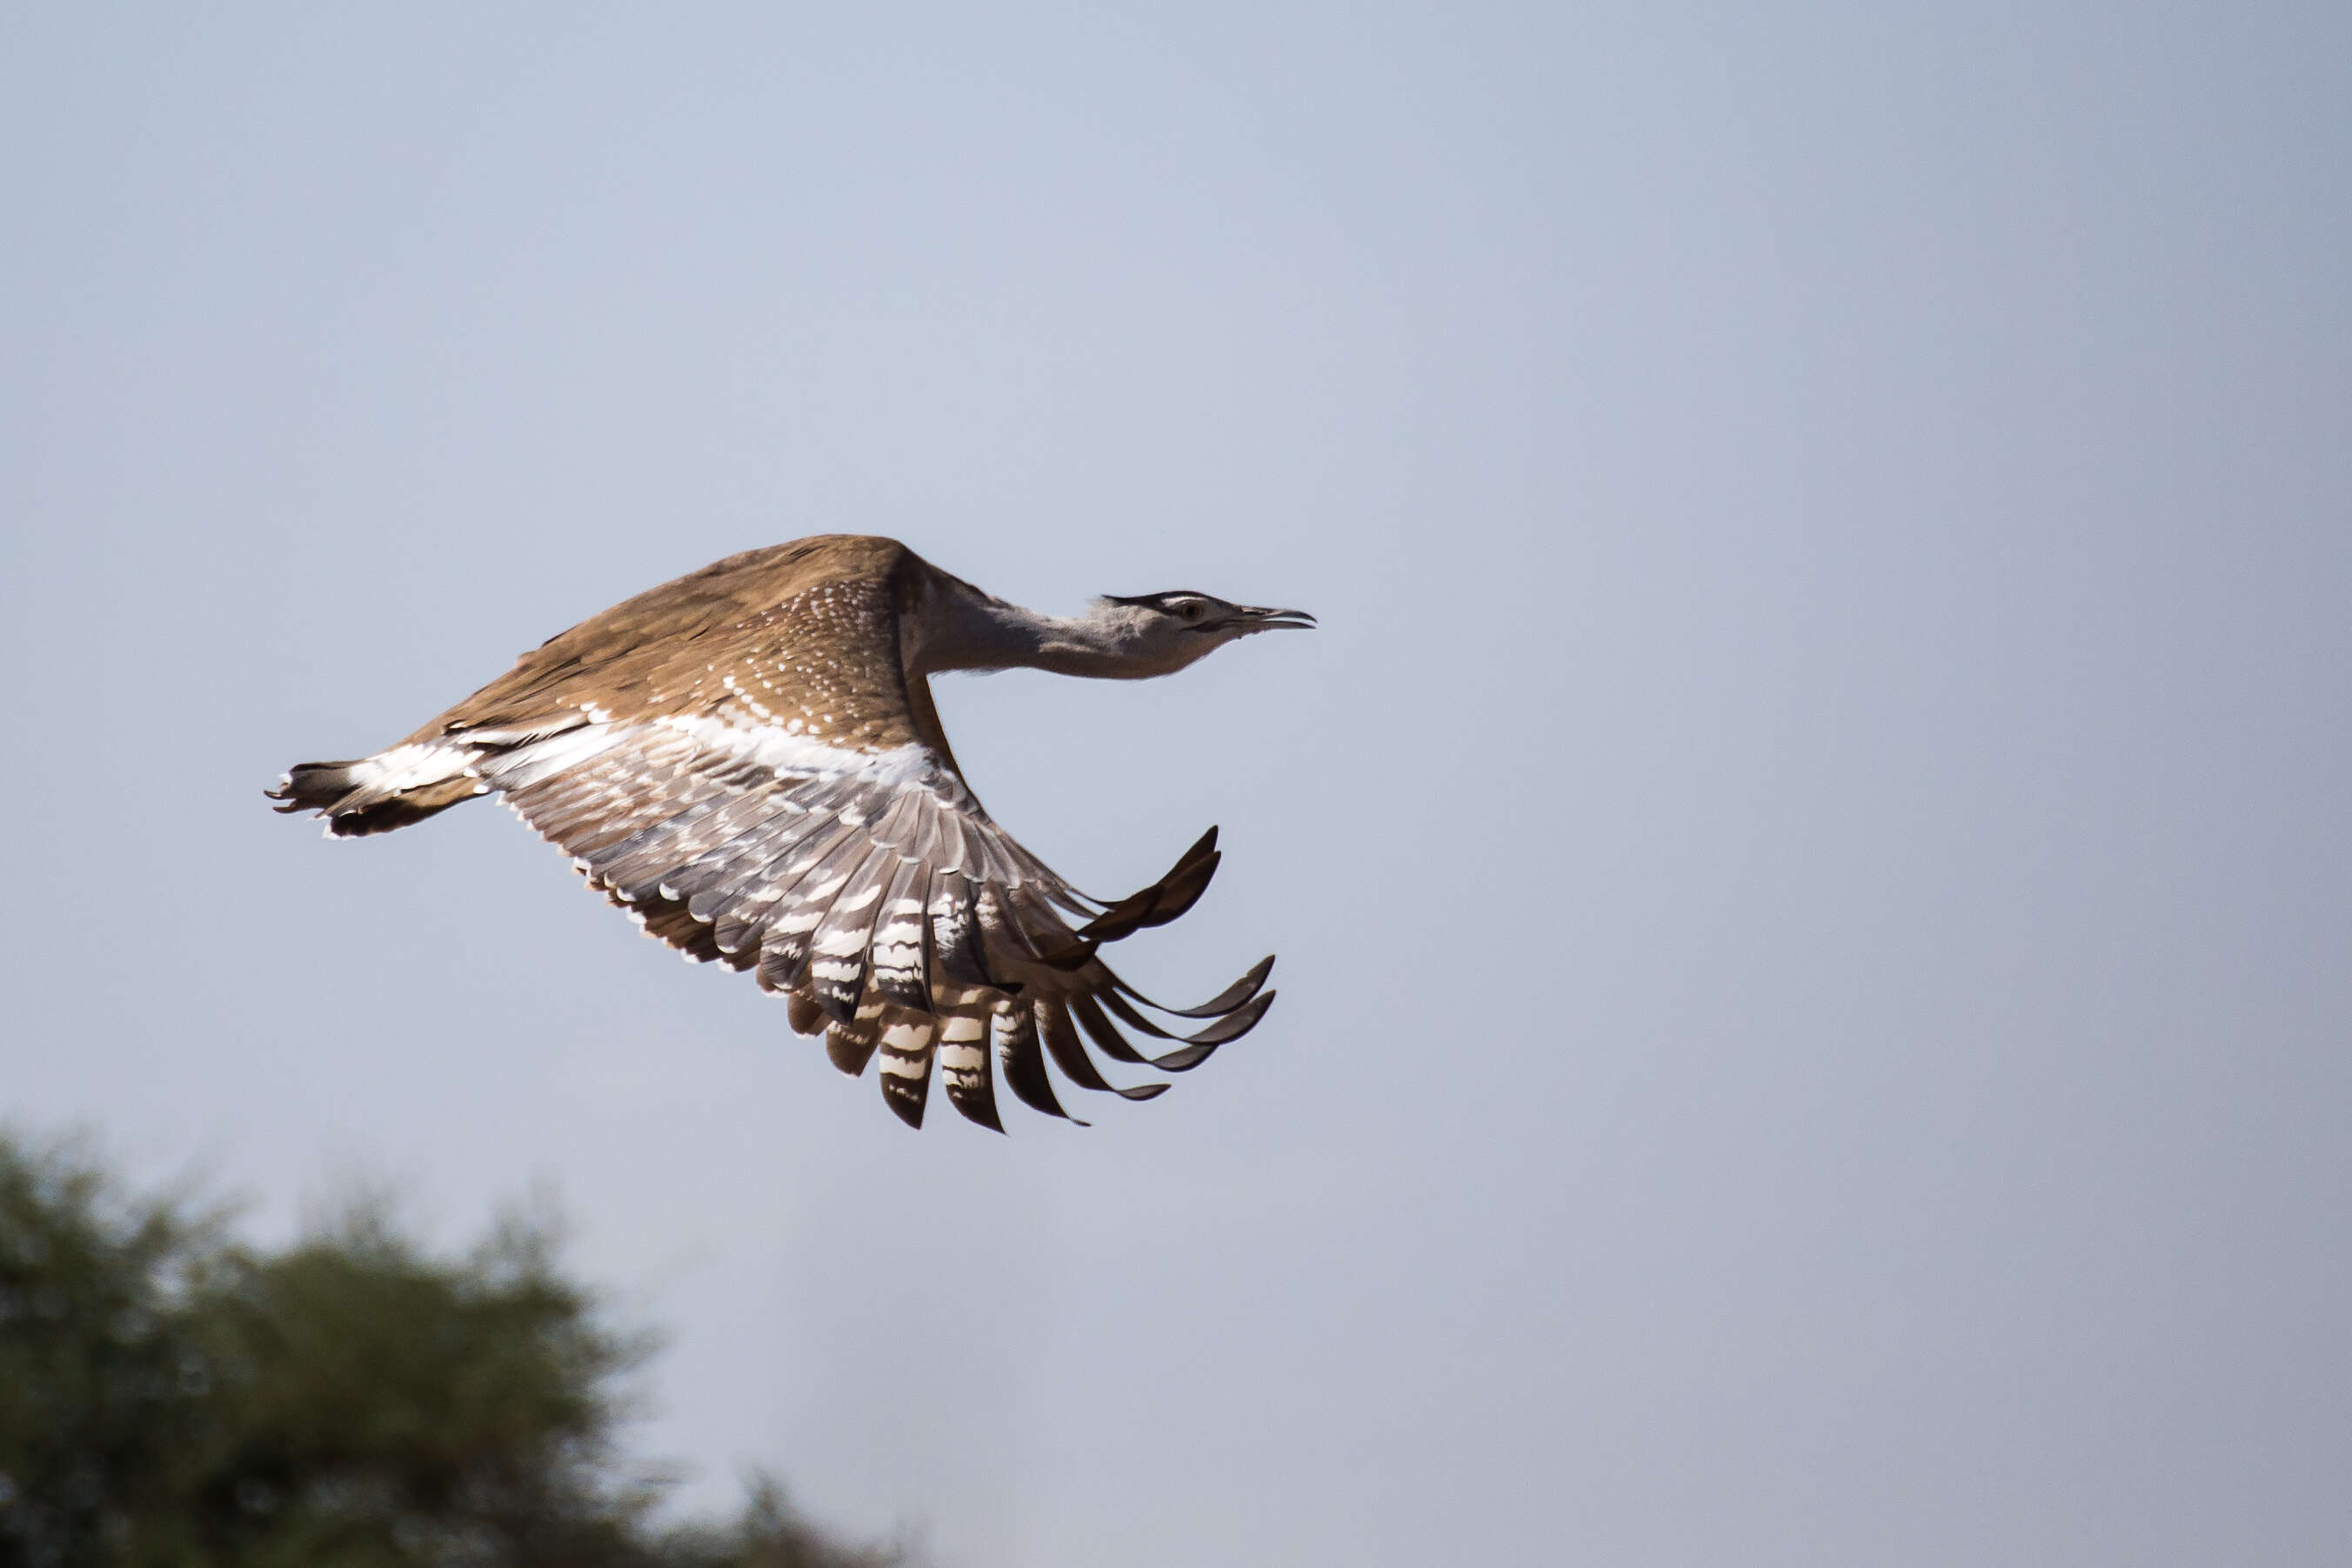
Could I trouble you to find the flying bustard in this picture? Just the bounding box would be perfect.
[270,534,1313,1130]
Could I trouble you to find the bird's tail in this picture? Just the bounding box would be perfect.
[266,740,485,837]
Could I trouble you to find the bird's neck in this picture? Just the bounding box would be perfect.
[915,595,1155,679]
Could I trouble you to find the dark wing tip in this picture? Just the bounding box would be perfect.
[944,1086,1005,1133]
[1001,1007,1085,1124]
[785,992,828,1038]
[1179,988,1276,1049]
[1096,987,1275,1071]
[825,1020,879,1077]
[1120,954,1276,1019]
[881,1073,929,1129]
[1078,827,1225,944]
[1033,937,1100,972]
[942,1019,1006,1133]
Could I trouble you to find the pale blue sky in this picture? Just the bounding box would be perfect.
[4,5,2348,1565]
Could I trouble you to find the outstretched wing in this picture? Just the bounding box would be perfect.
[406,537,1277,1129]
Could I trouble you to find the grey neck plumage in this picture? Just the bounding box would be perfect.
[912,594,1181,680]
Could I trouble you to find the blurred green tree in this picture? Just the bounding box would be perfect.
[0,1131,905,1568]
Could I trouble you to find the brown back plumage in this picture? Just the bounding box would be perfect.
[423,536,937,750]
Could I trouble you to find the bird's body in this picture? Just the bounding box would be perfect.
[271,535,1311,1130]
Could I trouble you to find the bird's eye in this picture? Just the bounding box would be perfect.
[1178,601,1204,620]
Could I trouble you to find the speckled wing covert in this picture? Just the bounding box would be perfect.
[269,537,1273,1130]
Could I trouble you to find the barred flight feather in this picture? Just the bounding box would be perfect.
[875,1012,938,1128]
[938,1013,999,1131]
[999,1005,1078,1124]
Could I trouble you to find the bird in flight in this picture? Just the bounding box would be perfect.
[270,534,1313,1130]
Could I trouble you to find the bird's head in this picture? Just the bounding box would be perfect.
[1092,590,1317,676]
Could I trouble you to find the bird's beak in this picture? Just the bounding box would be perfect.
[1226,605,1317,634]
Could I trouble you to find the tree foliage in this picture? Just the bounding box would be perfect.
[0,1131,906,1568]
